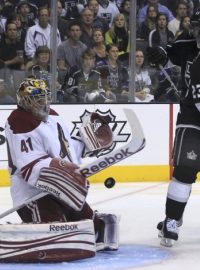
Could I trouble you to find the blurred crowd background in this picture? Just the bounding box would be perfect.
[0,0,199,104]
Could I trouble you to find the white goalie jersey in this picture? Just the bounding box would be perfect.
[5,107,84,207]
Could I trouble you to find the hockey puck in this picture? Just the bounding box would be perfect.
[104,177,116,188]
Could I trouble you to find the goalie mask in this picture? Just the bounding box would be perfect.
[79,112,113,156]
[190,9,200,48]
[17,78,51,121]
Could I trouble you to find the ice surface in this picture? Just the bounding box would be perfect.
[1,182,200,269]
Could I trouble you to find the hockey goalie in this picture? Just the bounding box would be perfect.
[0,78,119,263]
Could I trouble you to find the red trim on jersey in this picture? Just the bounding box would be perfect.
[8,108,41,134]
[49,108,59,116]
[21,154,50,182]
[8,108,59,134]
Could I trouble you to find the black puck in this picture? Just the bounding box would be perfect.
[104,177,116,188]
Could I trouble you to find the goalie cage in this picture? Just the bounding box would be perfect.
[0,219,96,263]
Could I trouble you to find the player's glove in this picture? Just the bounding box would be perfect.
[146,46,168,67]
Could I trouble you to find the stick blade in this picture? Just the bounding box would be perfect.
[123,108,146,152]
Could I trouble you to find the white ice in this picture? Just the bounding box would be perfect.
[1,182,200,269]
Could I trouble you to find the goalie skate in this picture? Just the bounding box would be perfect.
[157,218,182,247]
[95,212,119,251]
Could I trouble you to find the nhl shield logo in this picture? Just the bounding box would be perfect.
[70,109,131,157]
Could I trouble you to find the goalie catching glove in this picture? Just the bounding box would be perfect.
[146,46,168,67]
[79,112,113,157]
[35,158,88,211]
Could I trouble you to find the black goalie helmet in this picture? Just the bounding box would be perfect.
[17,78,51,121]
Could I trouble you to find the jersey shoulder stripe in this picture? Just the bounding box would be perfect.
[7,108,59,134]
[7,108,41,134]
[49,108,59,116]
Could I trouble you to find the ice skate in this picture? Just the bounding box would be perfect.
[157,218,181,247]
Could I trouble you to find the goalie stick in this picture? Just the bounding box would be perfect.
[0,108,145,220]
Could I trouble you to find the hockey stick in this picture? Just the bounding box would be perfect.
[79,108,145,177]
[158,64,181,98]
[0,108,145,219]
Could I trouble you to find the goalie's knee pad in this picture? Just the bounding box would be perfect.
[94,212,119,251]
[173,166,198,184]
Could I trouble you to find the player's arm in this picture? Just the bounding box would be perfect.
[147,32,196,67]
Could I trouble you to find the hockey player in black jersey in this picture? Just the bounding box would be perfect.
[147,8,200,247]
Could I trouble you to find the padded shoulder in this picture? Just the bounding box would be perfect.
[7,108,59,134]
[7,108,41,134]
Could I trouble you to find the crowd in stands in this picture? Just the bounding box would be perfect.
[0,0,200,104]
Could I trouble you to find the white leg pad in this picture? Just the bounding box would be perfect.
[95,213,120,251]
[0,219,96,262]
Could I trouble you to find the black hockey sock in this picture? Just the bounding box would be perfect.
[166,197,187,220]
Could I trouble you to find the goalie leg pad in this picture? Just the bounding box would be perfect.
[95,212,120,251]
[36,167,88,211]
[0,220,96,263]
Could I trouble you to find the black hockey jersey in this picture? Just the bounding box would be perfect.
[167,32,200,127]
[62,68,102,94]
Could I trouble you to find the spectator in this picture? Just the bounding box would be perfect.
[105,13,130,59]
[137,4,158,41]
[134,49,154,102]
[119,0,130,29]
[182,0,194,16]
[26,45,61,101]
[57,20,87,71]
[26,45,51,84]
[61,0,84,20]
[6,12,26,44]
[0,79,15,103]
[149,12,174,48]
[175,15,191,38]
[97,0,119,27]
[0,22,25,70]
[32,0,50,8]
[79,7,94,47]
[57,0,70,41]
[61,48,104,103]
[87,0,109,35]
[24,7,61,60]
[168,1,188,36]
[0,20,27,93]
[193,0,200,11]
[0,1,15,19]
[97,44,129,102]
[138,0,174,24]
[148,12,179,102]
[91,28,107,65]
[16,0,37,28]
[0,7,7,41]
[113,0,124,9]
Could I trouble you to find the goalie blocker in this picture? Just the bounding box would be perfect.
[0,220,96,263]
